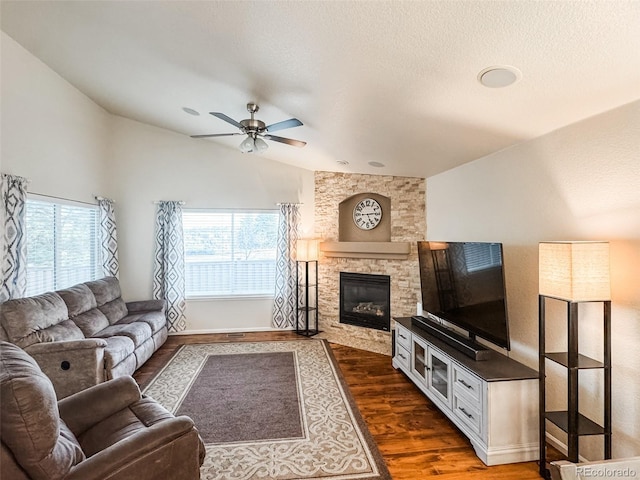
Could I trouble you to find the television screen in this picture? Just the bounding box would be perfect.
[417,241,510,350]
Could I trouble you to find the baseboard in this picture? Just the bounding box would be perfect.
[546,432,589,463]
[169,327,295,336]
[472,440,540,466]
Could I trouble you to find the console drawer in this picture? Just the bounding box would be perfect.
[454,392,482,436]
[396,325,411,351]
[395,344,411,370]
[453,365,482,406]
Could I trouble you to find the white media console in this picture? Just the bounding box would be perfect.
[392,317,539,466]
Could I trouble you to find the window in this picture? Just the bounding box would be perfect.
[25,197,101,296]
[463,243,503,273]
[183,210,279,297]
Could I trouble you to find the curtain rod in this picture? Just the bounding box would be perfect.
[28,192,96,206]
[153,201,186,205]
[276,203,303,206]
[95,196,115,203]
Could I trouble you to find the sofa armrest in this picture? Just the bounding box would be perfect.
[126,299,166,313]
[59,376,142,436]
[550,457,640,480]
[549,460,576,480]
[64,416,201,480]
[24,339,107,399]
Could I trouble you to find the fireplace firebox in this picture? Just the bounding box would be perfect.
[340,272,391,331]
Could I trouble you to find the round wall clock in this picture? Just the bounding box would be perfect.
[353,198,383,230]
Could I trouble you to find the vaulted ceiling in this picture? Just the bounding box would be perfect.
[2,1,639,178]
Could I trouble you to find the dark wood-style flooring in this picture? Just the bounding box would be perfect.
[133,331,545,479]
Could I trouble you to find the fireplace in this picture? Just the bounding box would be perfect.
[340,272,391,332]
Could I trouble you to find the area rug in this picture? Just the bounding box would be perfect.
[142,339,391,480]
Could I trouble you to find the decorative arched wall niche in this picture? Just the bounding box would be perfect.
[339,192,391,242]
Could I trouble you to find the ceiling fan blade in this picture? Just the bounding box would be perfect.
[265,118,303,133]
[191,132,242,138]
[264,134,307,148]
[210,112,243,129]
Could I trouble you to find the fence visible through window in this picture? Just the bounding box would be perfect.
[183,209,278,297]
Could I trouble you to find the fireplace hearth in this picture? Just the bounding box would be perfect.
[340,272,391,331]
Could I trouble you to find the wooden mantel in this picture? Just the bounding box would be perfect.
[320,241,411,260]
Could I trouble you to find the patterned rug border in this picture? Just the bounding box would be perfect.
[141,339,391,480]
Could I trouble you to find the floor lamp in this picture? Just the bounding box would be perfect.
[295,239,320,336]
[538,241,612,477]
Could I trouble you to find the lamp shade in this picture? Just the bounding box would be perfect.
[254,137,269,152]
[296,239,320,261]
[539,241,610,301]
[239,135,255,153]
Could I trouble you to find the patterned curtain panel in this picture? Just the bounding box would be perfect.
[97,197,120,278]
[153,201,187,332]
[272,203,300,329]
[1,174,28,302]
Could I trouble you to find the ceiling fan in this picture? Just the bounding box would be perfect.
[191,102,306,153]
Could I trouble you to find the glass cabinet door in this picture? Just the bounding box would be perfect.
[411,338,428,383]
[427,348,452,407]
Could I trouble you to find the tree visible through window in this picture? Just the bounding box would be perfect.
[183,210,279,296]
[25,198,101,296]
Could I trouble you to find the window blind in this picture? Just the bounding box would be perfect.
[183,210,279,297]
[25,198,101,296]
[462,243,502,273]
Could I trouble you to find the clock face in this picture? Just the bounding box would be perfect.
[353,198,383,230]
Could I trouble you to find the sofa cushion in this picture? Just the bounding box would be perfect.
[0,293,70,348]
[56,284,97,317]
[0,342,85,479]
[78,396,175,458]
[99,298,129,325]
[70,309,110,338]
[38,320,85,343]
[93,322,152,347]
[119,311,166,334]
[57,279,112,336]
[101,336,136,370]
[84,277,121,304]
[85,277,128,324]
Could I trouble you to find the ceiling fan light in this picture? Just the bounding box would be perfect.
[254,137,269,152]
[239,135,255,153]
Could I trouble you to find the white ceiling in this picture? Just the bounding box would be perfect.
[2,0,640,178]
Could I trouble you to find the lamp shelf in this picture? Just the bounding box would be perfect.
[538,296,612,478]
[545,411,606,436]
[296,329,321,337]
[544,352,605,370]
[295,258,320,337]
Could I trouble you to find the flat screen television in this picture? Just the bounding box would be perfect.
[416,241,510,350]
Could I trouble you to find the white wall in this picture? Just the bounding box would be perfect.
[1,32,316,333]
[1,32,111,200]
[427,100,640,459]
[108,116,315,332]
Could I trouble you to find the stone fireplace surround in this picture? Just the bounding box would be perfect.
[314,171,426,355]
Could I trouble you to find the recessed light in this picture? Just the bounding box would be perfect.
[182,107,200,116]
[368,161,385,168]
[478,66,522,88]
